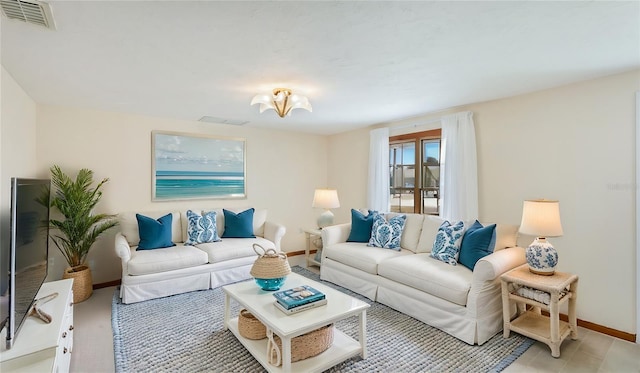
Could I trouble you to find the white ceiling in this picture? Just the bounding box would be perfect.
[1,1,639,135]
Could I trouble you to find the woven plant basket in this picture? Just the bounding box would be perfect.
[250,244,291,279]
[238,309,266,340]
[267,324,334,366]
[62,265,93,303]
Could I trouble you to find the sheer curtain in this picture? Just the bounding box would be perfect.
[368,127,390,212]
[440,111,478,221]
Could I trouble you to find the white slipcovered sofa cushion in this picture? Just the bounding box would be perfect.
[378,254,473,306]
[387,212,425,252]
[196,237,275,263]
[128,244,209,276]
[323,242,413,274]
[415,215,447,253]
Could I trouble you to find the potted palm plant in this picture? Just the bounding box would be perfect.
[48,165,118,303]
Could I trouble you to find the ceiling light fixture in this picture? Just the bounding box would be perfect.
[250,88,312,118]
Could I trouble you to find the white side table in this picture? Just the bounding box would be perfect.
[501,264,579,358]
[303,228,322,267]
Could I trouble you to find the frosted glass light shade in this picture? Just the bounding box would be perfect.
[250,88,312,118]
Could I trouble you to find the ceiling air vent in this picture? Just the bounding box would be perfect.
[0,0,56,30]
[199,116,249,126]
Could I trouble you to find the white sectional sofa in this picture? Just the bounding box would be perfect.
[114,208,285,304]
[320,213,526,345]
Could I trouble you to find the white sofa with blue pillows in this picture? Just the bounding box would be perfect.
[320,210,526,345]
[114,208,285,304]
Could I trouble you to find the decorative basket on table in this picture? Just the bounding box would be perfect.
[238,309,267,340]
[250,244,291,291]
[267,324,334,366]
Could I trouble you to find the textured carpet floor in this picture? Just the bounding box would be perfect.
[112,266,533,372]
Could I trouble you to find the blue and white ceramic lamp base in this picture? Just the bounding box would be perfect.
[526,237,558,276]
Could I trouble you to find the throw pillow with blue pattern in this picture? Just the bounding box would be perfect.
[431,220,466,265]
[367,213,407,250]
[184,210,221,245]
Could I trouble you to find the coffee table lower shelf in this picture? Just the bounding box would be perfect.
[228,317,361,373]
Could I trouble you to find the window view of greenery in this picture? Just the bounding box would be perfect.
[389,130,441,215]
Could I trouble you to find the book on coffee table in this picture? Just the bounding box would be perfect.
[273,298,328,315]
[273,285,325,309]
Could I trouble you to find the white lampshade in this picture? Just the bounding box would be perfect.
[312,189,340,209]
[312,189,340,228]
[519,199,563,237]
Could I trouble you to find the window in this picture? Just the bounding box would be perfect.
[389,129,441,215]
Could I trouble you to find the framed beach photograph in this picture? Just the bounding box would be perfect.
[152,131,246,200]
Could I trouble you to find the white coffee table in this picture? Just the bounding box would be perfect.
[223,272,370,373]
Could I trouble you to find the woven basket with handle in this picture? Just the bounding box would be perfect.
[238,309,267,340]
[250,244,291,279]
[267,324,334,366]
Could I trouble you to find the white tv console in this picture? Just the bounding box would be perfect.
[1,279,74,372]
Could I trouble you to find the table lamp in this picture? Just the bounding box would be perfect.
[312,189,340,228]
[519,199,564,275]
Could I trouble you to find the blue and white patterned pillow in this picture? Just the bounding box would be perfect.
[184,210,221,245]
[431,220,466,265]
[367,213,407,250]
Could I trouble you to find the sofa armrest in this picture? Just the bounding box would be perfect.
[465,246,526,321]
[320,223,352,247]
[115,232,132,275]
[264,221,286,251]
[473,246,526,282]
[115,232,132,261]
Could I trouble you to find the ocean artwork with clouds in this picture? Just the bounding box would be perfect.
[152,131,246,200]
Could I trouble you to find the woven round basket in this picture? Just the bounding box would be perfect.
[267,324,334,366]
[250,244,291,279]
[62,265,93,303]
[238,309,267,340]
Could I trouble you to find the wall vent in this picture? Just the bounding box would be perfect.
[199,116,249,126]
[0,0,56,30]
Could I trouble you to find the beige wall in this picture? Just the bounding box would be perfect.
[1,66,40,194]
[35,106,328,284]
[329,69,640,335]
[1,67,40,284]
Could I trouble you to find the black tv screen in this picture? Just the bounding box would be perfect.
[0,178,50,349]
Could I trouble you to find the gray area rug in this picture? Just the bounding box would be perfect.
[112,266,533,372]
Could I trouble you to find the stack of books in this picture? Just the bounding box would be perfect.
[273,285,327,314]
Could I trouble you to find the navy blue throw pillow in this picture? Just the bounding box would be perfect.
[458,220,496,270]
[222,208,256,238]
[347,209,376,242]
[136,213,176,250]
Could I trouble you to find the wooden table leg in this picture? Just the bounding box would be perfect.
[223,293,230,330]
[549,290,561,358]
[359,310,368,358]
[569,279,579,339]
[282,336,292,373]
[501,280,511,338]
[304,232,311,267]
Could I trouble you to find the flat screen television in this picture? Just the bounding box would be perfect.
[0,178,51,349]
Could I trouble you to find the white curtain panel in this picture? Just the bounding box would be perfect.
[368,127,390,212]
[440,111,479,221]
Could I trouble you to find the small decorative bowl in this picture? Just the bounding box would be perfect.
[254,277,286,291]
